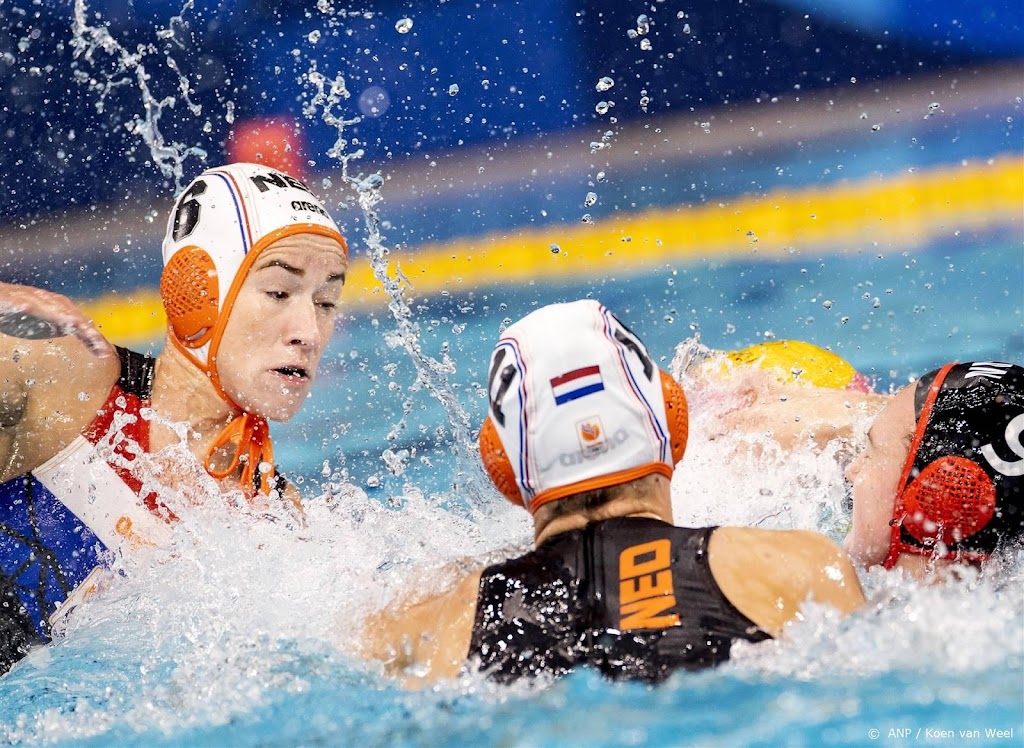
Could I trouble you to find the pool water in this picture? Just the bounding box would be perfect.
[1,225,1021,746]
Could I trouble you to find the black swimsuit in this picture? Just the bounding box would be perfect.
[467,517,771,683]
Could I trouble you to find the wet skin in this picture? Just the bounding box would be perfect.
[844,384,915,567]
[216,233,348,423]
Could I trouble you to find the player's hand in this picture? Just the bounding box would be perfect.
[0,282,110,357]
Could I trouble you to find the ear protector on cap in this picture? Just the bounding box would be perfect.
[884,361,1024,567]
[160,162,347,376]
[161,247,219,347]
[899,456,997,547]
[477,300,688,513]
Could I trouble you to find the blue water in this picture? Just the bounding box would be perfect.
[1,222,1021,746]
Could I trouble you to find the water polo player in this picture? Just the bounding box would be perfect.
[678,338,888,453]
[0,162,348,673]
[361,300,864,686]
[845,361,1024,575]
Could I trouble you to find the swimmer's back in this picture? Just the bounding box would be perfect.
[468,517,771,683]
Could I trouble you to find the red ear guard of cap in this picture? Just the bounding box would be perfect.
[900,456,998,547]
[161,246,219,348]
[479,369,689,507]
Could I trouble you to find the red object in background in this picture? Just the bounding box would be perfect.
[228,119,306,180]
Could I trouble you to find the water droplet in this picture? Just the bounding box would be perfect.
[584,192,597,207]
[682,23,691,34]
[928,102,940,112]
[822,300,833,310]
[640,38,652,51]
[595,101,611,115]
[581,214,593,224]
[395,17,413,34]
[550,244,560,254]
[596,171,606,182]
[448,83,459,96]
[636,14,651,35]
[850,77,857,84]
[307,30,322,44]
[596,76,615,92]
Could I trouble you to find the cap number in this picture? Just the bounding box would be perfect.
[171,179,207,242]
[487,347,518,427]
[981,413,1024,477]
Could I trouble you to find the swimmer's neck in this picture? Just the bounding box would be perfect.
[533,489,673,546]
[149,342,241,451]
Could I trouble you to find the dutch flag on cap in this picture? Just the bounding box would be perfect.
[550,366,605,405]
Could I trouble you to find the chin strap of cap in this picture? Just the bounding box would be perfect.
[204,413,275,497]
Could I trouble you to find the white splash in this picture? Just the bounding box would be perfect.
[70,0,209,189]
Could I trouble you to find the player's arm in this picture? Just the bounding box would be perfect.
[0,283,118,480]
[714,377,888,451]
[0,282,111,357]
[709,527,864,638]
[360,568,483,689]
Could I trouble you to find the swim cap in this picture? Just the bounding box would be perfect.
[885,361,1024,567]
[479,300,688,514]
[159,162,347,495]
[725,340,871,392]
[161,162,346,377]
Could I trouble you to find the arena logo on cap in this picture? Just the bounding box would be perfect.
[576,417,607,456]
[964,361,1014,380]
[551,366,604,405]
[559,427,630,467]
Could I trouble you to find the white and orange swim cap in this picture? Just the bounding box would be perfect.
[160,162,347,388]
[159,162,347,495]
[479,300,688,514]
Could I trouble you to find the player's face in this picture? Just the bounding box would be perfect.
[216,233,347,422]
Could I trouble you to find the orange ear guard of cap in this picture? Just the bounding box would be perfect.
[161,246,219,348]
[660,369,689,466]
[478,369,689,508]
[900,456,998,547]
[479,416,523,506]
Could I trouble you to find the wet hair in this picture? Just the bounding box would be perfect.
[540,473,665,522]
[885,361,1024,567]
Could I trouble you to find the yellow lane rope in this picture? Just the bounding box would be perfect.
[82,155,1022,345]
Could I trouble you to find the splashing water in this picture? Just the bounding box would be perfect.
[669,335,871,536]
[301,55,492,513]
[70,0,209,189]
